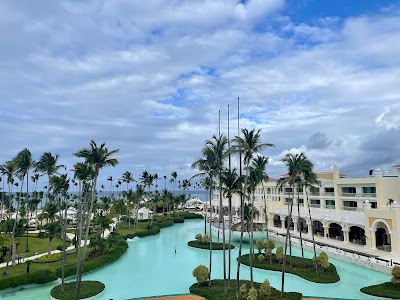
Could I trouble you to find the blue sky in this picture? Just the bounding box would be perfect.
[1,0,400,189]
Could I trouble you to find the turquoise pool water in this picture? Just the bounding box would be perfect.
[1,219,393,299]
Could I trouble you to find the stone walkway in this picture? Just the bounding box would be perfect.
[0,218,117,269]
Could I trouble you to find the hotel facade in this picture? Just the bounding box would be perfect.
[211,165,400,254]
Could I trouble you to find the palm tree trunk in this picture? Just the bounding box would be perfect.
[219,171,227,294]
[249,192,255,288]
[12,181,24,267]
[48,236,53,257]
[208,182,213,286]
[75,181,85,287]
[305,187,319,277]
[25,171,30,252]
[262,183,272,263]
[297,189,304,259]
[61,195,68,292]
[236,165,249,300]
[228,193,232,286]
[281,184,294,297]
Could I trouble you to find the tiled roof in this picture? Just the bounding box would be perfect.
[393,164,400,168]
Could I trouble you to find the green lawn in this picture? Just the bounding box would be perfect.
[239,253,340,284]
[51,280,105,300]
[190,279,302,300]
[0,247,92,280]
[361,282,400,299]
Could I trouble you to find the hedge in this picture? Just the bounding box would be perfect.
[238,253,340,284]
[180,212,203,219]
[56,239,128,278]
[190,279,302,300]
[173,218,184,223]
[156,219,174,228]
[361,282,400,299]
[188,240,235,250]
[51,280,105,300]
[0,269,58,290]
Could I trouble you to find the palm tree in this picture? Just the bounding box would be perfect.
[203,134,230,293]
[49,174,70,292]
[42,201,59,256]
[302,161,321,277]
[35,152,65,207]
[93,211,112,237]
[74,141,119,299]
[0,161,17,220]
[13,149,34,258]
[171,171,177,213]
[279,153,309,297]
[232,128,274,294]
[107,176,114,197]
[135,184,145,229]
[221,167,243,286]
[192,150,217,287]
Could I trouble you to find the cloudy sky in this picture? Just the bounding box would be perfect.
[1,0,400,189]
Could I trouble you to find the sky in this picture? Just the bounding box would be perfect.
[1,0,400,190]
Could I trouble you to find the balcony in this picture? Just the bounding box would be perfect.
[362,193,376,198]
[340,193,377,198]
[342,206,364,213]
[324,205,335,210]
[310,204,321,208]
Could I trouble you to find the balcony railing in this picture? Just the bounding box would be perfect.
[324,205,335,209]
[342,206,364,213]
[310,204,321,208]
[362,193,376,197]
[323,192,335,196]
[341,193,377,198]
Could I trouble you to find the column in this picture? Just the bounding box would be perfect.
[307,223,312,235]
[343,230,349,243]
[390,233,394,254]
[369,229,376,249]
[323,226,329,238]
[281,215,286,229]
[293,221,298,232]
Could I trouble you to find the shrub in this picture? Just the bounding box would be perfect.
[247,287,258,300]
[192,265,209,285]
[57,245,63,251]
[195,234,203,242]
[275,246,283,262]
[202,234,210,243]
[258,254,265,263]
[260,279,272,299]
[239,283,247,299]
[174,218,184,223]
[256,240,264,253]
[267,239,275,251]
[0,269,57,290]
[35,253,62,262]
[133,226,161,238]
[313,252,330,271]
[391,265,400,285]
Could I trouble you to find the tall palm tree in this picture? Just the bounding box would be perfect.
[192,151,217,287]
[302,160,321,277]
[171,171,177,213]
[203,134,230,294]
[135,184,145,229]
[74,141,119,299]
[221,167,242,286]
[14,149,34,255]
[0,161,17,220]
[49,174,70,292]
[35,152,65,207]
[231,128,274,294]
[279,153,308,297]
[107,176,114,197]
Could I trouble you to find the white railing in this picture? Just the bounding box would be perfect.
[324,205,335,209]
[341,193,357,197]
[310,204,321,208]
[341,206,364,213]
[323,192,335,196]
[362,193,376,197]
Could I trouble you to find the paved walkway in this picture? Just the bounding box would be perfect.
[0,218,118,269]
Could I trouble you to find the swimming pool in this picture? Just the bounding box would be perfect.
[1,219,392,299]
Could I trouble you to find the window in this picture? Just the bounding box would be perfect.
[311,199,320,204]
[342,187,356,193]
[325,187,334,193]
[363,187,376,193]
[371,202,377,208]
[325,200,335,206]
[285,188,292,193]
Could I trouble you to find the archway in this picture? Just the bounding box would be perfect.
[299,218,308,233]
[329,223,343,240]
[273,215,281,228]
[349,226,365,245]
[312,220,323,234]
[375,224,391,252]
[285,216,294,230]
